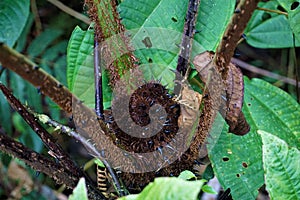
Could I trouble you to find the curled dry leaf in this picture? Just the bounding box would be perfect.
[175,81,203,128]
[225,63,250,134]
[193,51,250,135]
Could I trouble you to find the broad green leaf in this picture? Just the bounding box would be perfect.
[259,130,300,200]
[0,0,29,47]
[195,0,235,51]
[244,78,300,147]
[67,26,112,109]
[67,26,94,91]
[208,78,300,200]
[178,170,196,180]
[245,1,300,48]
[68,178,88,200]
[276,0,300,44]
[119,177,205,200]
[119,0,234,87]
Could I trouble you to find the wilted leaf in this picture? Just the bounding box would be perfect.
[7,160,34,199]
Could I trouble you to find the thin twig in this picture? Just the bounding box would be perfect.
[94,35,125,197]
[33,112,126,197]
[231,57,300,87]
[257,7,288,16]
[47,0,91,24]
[30,0,43,34]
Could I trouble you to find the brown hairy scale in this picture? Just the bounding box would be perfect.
[214,0,260,76]
[84,0,124,41]
[106,82,180,153]
[84,0,137,86]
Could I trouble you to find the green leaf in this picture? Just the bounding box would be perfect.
[0,0,30,47]
[276,0,300,44]
[42,41,68,86]
[195,0,235,51]
[68,178,88,200]
[94,158,105,168]
[119,177,205,200]
[67,26,94,91]
[119,0,234,87]
[208,78,300,200]
[178,170,196,180]
[202,185,218,194]
[258,130,300,200]
[15,14,34,52]
[27,29,63,58]
[244,78,300,147]
[245,1,300,48]
[67,26,112,109]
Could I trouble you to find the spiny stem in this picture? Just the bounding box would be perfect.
[0,83,82,177]
[214,0,260,76]
[0,132,78,188]
[0,83,106,199]
[175,0,201,95]
[176,0,201,76]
